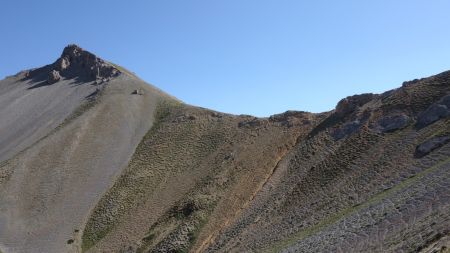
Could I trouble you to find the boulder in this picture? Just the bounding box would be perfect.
[55,57,70,71]
[416,94,450,128]
[416,104,449,128]
[132,88,144,95]
[47,70,61,84]
[415,135,450,158]
[376,114,410,133]
[331,120,361,140]
[439,94,450,107]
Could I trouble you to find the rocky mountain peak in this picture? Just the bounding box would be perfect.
[47,44,120,84]
[60,44,83,58]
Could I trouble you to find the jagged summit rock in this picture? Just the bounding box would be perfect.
[49,44,120,82]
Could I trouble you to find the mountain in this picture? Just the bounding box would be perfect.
[0,45,449,253]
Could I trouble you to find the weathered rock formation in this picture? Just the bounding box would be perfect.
[37,44,121,85]
[335,93,376,116]
[417,94,450,128]
[415,135,450,158]
[376,113,410,132]
[47,69,61,84]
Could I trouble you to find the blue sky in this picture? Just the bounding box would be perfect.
[1,1,450,116]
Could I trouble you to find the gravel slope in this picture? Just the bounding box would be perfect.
[0,68,98,163]
[0,48,173,253]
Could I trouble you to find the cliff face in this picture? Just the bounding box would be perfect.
[0,46,449,253]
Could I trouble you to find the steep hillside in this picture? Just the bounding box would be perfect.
[207,73,450,252]
[0,46,449,253]
[0,45,174,253]
[81,103,321,253]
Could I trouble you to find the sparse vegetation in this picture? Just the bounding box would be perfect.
[81,100,177,251]
[109,62,137,77]
[266,155,450,252]
[2,46,449,253]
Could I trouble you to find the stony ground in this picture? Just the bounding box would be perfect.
[0,46,172,253]
[0,45,449,253]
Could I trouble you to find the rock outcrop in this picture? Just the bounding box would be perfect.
[47,70,61,84]
[57,44,119,79]
[269,110,313,127]
[415,135,450,158]
[331,120,362,140]
[440,94,450,107]
[335,93,375,116]
[39,44,121,85]
[376,113,410,133]
[416,94,450,128]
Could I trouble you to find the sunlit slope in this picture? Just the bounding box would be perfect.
[0,45,173,253]
[0,45,449,253]
[207,72,450,253]
[84,71,450,253]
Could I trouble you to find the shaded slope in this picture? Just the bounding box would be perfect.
[0,66,97,163]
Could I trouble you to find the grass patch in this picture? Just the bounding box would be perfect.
[142,233,155,243]
[187,216,208,245]
[81,226,114,252]
[145,99,180,137]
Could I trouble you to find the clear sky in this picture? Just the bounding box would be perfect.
[1,1,450,116]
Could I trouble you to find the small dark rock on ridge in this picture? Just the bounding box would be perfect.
[132,88,144,95]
